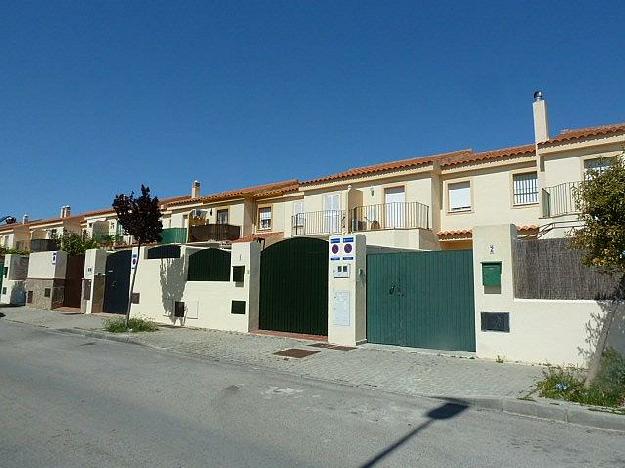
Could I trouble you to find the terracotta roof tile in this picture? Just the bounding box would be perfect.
[167,180,299,207]
[440,144,535,167]
[437,224,539,240]
[231,232,284,243]
[539,122,625,146]
[301,150,472,185]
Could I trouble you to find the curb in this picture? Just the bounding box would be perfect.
[434,395,625,433]
[55,326,625,433]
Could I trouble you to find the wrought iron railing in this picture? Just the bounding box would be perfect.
[541,181,580,218]
[291,210,346,236]
[188,223,241,242]
[351,201,429,231]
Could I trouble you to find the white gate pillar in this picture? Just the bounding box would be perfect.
[327,234,367,346]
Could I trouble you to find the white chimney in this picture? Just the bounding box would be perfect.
[22,214,29,224]
[191,180,201,199]
[60,205,71,218]
[532,90,550,143]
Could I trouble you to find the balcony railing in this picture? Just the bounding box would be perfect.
[159,228,188,245]
[292,210,346,236]
[351,201,429,232]
[188,223,241,242]
[542,181,580,218]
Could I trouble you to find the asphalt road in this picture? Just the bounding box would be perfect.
[1,320,624,468]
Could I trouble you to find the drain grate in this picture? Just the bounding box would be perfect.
[308,343,356,351]
[273,348,321,358]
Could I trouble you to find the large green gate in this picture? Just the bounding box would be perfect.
[259,237,328,336]
[367,250,475,351]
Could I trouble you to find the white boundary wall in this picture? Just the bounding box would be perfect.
[0,254,29,305]
[129,242,261,333]
[473,224,625,367]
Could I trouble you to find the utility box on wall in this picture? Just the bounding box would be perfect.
[481,262,502,287]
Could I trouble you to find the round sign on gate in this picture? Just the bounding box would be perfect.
[343,243,353,254]
[331,244,339,254]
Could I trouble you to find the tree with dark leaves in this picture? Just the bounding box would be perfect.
[113,185,163,325]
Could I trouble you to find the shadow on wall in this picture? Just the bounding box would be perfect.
[159,257,187,326]
[579,275,625,365]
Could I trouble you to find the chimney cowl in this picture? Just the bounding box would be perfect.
[191,180,201,199]
[22,214,29,224]
[533,90,544,102]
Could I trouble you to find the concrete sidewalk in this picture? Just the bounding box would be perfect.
[1,306,542,399]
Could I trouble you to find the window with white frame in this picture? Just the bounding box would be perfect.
[448,181,471,212]
[258,207,272,230]
[512,172,538,205]
[584,157,613,178]
[292,201,304,227]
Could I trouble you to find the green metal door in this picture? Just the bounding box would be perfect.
[367,250,475,351]
[259,237,328,336]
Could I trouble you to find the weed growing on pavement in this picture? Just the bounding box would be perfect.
[496,355,504,363]
[104,317,158,333]
[536,348,625,408]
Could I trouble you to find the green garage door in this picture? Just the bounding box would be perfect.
[367,250,475,351]
[259,237,328,336]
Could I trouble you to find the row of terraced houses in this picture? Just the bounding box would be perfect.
[2,93,624,366]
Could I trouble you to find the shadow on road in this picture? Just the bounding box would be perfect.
[360,403,467,468]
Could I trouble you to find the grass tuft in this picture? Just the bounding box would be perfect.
[104,317,158,333]
[536,348,625,408]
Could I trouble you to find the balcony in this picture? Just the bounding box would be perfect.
[542,182,580,218]
[351,201,429,232]
[188,223,241,242]
[291,210,346,236]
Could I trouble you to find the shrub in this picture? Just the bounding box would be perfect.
[104,316,158,333]
[537,349,625,408]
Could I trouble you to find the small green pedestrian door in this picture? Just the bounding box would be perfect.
[367,250,475,352]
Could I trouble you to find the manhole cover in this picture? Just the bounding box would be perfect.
[273,348,321,358]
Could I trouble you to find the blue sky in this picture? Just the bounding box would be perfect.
[2,1,624,219]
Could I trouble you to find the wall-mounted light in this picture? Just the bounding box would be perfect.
[370,187,375,197]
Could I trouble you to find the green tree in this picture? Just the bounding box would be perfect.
[56,231,100,256]
[113,185,163,325]
[571,154,625,385]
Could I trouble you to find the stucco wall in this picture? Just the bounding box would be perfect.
[27,251,67,280]
[129,242,260,333]
[0,254,29,305]
[440,163,540,233]
[473,224,625,366]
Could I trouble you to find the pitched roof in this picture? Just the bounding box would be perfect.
[440,144,535,168]
[539,122,625,146]
[437,225,539,240]
[167,180,299,207]
[302,149,473,186]
[0,194,189,232]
